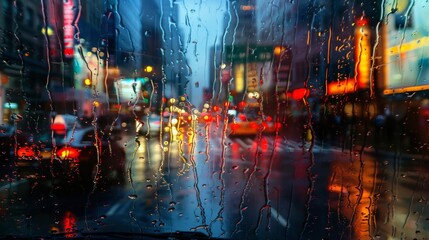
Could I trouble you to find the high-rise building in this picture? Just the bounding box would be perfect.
[0,1,56,125]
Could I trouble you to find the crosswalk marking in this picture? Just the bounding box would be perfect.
[228,137,344,154]
[106,198,133,216]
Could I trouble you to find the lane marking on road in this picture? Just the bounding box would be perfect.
[271,207,287,227]
[244,138,254,145]
[106,199,133,216]
[235,138,250,150]
[106,201,122,216]
[0,179,27,191]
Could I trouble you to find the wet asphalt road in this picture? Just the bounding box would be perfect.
[1,127,429,239]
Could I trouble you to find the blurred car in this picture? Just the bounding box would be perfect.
[97,113,136,134]
[0,124,49,180]
[227,112,282,137]
[0,125,19,176]
[14,132,52,180]
[137,114,162,136]
[51,127,127,190]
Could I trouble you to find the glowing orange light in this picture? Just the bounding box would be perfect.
[83,78,91,86]
[17,146,36,158]
[57,147,80,160]
[203,115,212,122]
[327,80,356,95]
[240,5,255,11]
[274,46,286,55]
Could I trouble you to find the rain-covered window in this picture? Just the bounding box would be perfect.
[1,0,429,239]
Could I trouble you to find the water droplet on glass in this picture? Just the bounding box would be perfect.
[159,222,165,227]
[100,215,106,219]
[169,201,176,206]
[179,213,184,217]
[168,207,175,212]
[232,166,239,170]
[146,185,153,189]
[128,194,138,199]
[151,220,157,225]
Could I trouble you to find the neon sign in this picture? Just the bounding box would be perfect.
[63,0,75,58]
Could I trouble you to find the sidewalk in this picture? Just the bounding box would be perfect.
[282,128,429,159]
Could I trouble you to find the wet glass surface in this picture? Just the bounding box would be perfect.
[1,0,429,239]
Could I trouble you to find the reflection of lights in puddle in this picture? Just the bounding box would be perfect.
[137,138,147,153]
[328,184,348,193]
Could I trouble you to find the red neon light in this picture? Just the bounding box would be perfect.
[292,88,308,101]
[63,0,75,58]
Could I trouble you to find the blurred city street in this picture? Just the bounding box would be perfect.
[1,125,428,239]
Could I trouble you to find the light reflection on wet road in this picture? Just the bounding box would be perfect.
[1,128,429,239]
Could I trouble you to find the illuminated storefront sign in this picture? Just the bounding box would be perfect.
[114,78,147,103]
[384,0,429,94]
[63,0,75,58]
[327,80,356,95]
[327,18,370,96]
[355,21,370,89]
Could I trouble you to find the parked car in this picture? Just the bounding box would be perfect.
[52,127,126,190]
[0,124,47,180]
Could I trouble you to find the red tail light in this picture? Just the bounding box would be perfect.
[231,123,240,131]
[203,114,212,123]
[250,122,258,130]
[238,114,246,121]
[57,147,80,160]
[51,123,66,135]
[17,146,36,158]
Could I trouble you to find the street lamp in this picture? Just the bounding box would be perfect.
[144,65,153,73]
